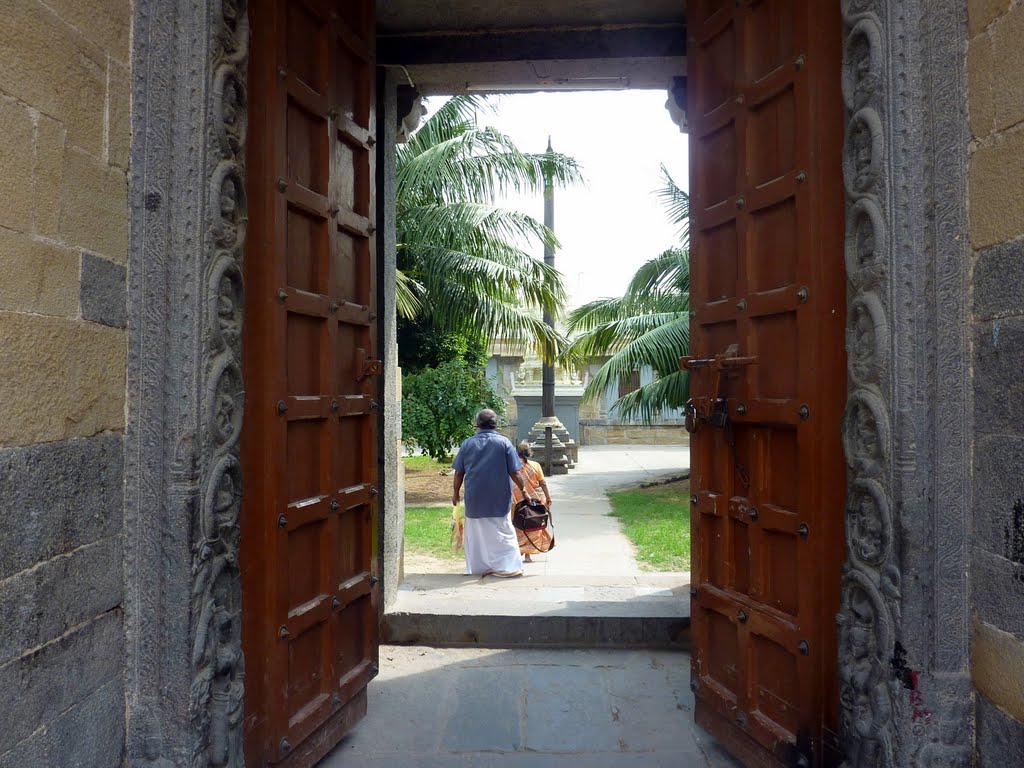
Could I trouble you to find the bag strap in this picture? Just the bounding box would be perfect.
[521,525,554,553]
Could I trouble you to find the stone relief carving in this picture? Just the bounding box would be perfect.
[189,2,249,767]
[847,293,889,387]
[846,479,892,567]
[839,3,900,766]
[839,0,971,766]
[843,389,891,479]
[845,197,886,279]
[843,108,884,197]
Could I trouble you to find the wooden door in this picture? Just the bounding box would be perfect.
[685,1,845,766]
[242,1,379,765]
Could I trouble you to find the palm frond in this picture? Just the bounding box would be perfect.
[625,247,690,297]
[656,163,690,244]
[612,371,690,422]
[395,269,423,319]
[408,244,566,317]
[579,317,691,404]
[399,201,559,254]
[421,278,567,362]
[563,311,689,362]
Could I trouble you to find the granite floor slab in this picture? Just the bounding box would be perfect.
[319,646,741,768]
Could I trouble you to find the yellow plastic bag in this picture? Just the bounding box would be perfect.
[450,502,465,552]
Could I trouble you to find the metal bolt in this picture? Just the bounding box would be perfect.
[798,404,810,420]
[796,171,807,184]
[748,507,759,522]
[280,737,292,754]
[369,486,378,497]
[690,679,699,692]
[737,403,747,415]
[370,575,380,587]
[369,312,378,321]
[370,662,380,678]
[277,288,288,302]
[277,67,288,80]
[690,494,698,505]
[367,225,377,235]
[796,756,810,768]
[370,399,379,410]
[330,301,340,313]
[329,204,340,217]
[690,586,698,597]
[735,196,745,210]
[736,299,747,313]
[367,136,377,147]
[795,54,806,71]
[735,94,744,105]
[331,499,340,512]
[689,310,697,319]
[737,610,748,624]
[797,286,809,303]
[332,597,341,610]
[332,694,342,707]
[331,400,340,412]
[279,625,290,639]
[277,514,288,528]
[277,177,288,192]
[736,710,747,727]
[798,640,810,656]
[277,400,288,415]
[798,523,810,540]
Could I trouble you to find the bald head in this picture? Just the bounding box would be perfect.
[475,409,498,430]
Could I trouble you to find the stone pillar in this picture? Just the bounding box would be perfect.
[377,68,404,614]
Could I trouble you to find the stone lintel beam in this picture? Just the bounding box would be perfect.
[379,24,686,66]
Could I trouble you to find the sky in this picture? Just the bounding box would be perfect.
[424,90,690,310]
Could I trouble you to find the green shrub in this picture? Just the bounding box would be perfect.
[402,360,505,461]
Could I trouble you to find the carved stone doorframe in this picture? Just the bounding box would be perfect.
[838,1,972,766]
[125,0,249,764]
[122,0,972,765]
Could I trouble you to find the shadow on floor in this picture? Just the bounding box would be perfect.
[319,646,742,768]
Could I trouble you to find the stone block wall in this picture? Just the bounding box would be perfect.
[0,0,130,765]
[968,0,1024,759]
[580,423,690,447]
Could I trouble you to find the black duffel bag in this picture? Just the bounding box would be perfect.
[512,498,550,532]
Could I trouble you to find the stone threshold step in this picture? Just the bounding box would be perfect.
[380,611,690,650]
[399,572,692,590]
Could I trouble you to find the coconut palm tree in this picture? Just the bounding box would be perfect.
[563,166,690,422]
[396,96,582,362]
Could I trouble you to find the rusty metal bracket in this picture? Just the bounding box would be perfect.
[355,348,384,381]
[680,345,759,429]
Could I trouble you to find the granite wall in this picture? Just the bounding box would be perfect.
[968,0,1024,759]
[0,0,131,765]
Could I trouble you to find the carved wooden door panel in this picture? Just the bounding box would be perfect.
[242,1,379,766]
[685,1,845,766]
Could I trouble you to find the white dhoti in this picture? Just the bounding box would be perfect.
[464,515,524,576]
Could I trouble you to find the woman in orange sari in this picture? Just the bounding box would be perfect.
[511,441,554,562]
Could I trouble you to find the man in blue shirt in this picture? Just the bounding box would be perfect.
[452,409,534,576]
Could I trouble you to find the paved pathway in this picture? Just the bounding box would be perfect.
[391,445,692,623]
[534,445,690,577]
[321,646,741,768]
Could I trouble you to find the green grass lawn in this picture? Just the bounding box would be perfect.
[402,455,451,471]
[607,480,692,572]
[404,505,462,560]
